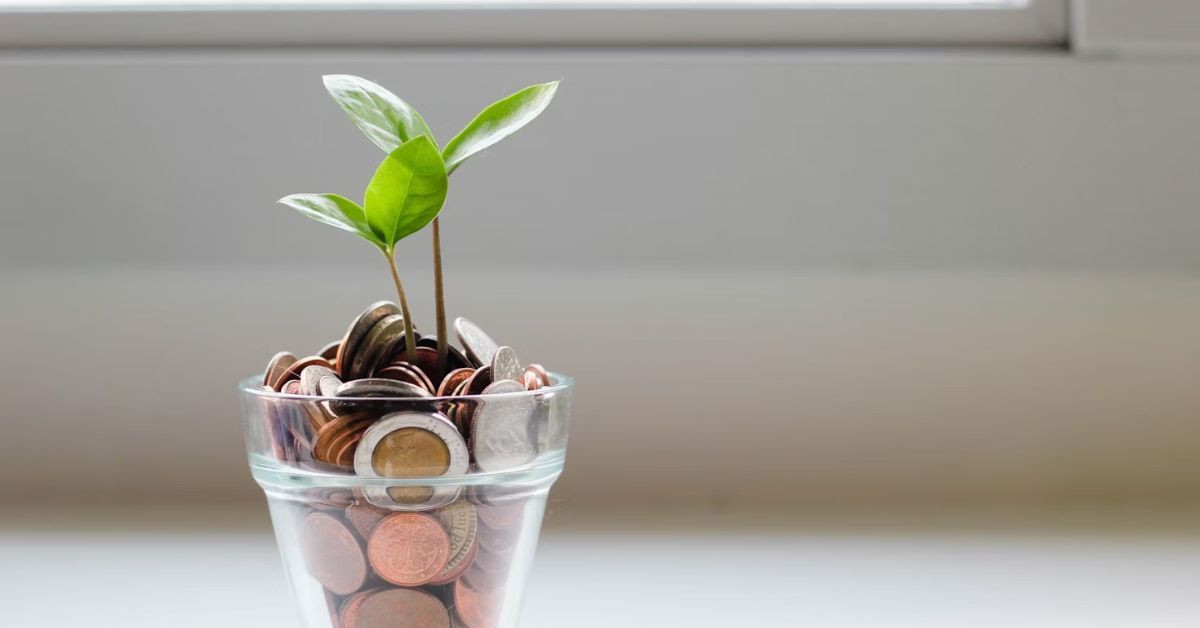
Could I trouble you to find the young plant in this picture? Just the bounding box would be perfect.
[278,136,448,362]
[321,75,559,370]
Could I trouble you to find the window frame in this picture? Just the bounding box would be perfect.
[0,0,1068,48]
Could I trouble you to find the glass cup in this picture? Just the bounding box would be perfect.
[241,374,572,628]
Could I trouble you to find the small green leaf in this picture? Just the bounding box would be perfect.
[364,135,448,248]
[323,74,434,153]
[442,81,559,174]
[278,193,381,245]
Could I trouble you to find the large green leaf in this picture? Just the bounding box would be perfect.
[442,81,559,174]
[278,193,381,246]
[364,136,448,247]
[323,74,434,153]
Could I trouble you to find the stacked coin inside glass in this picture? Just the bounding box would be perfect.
[252,302,564,628]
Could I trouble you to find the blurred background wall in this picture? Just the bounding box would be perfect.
[2,4,1200,513]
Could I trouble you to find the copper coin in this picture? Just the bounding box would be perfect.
[367,513,452,586]
[339,588,378,628]
[334,431,365,467]
[313,413,372,464]
[346,503,391,539]
[438,368,474,397]
[350,313,408,380]
[377,363,436,395]
[301,511,368,595]
[265,351,298,390]
[407,346,445,389]
[429,501,479,585]
[463,366,493,396]
[454,317,500,369]
[490,346,522,383]
[454,577,502,628]
[336,301,401,380]
[521,371,541,391]
[318,340,341,362]
[523,363,551,387]
[350,588,449,628]
[417,335,473,372]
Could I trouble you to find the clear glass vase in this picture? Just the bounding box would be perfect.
[240,374,573,628]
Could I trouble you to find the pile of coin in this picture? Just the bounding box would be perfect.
[296,487,529,628]
[259,302,553,485]
[257,302,557,628]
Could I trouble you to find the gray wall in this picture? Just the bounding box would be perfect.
[2,48,1199,509]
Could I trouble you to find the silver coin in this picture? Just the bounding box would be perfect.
[349,313,407,379]
[355,411,469,511]
[490,346,522,383]
[317,373,343,397]
[300,364,337,396]
[471,380,538,472]
[454,317,499,368]
[336,301,400,379]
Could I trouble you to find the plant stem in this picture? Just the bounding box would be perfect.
[432,217,449,372]
[384,248,418,363]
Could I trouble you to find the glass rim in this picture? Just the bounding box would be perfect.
[239,371,573,402]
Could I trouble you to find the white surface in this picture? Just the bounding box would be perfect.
[3,523,1199,627]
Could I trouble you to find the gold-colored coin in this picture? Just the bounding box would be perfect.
[372,427,452,477]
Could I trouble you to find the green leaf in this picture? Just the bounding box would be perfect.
[364,135,448,248]
[442,81,559,175]
[323,74,434,153]
[278,193,381,246]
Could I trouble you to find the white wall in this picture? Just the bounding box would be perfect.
[2,48,1198,508]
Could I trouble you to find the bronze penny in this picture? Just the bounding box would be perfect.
[408,346,446,390]
[265,351,298,390]
[301,511,368,596]
[345,503,390,540]
[521,371,541,391]
[454,577,501,628]
[377,363,436,395]
[318,340,341,362]
[523,363,551,387]
[339,588,378,628]
[438,368,474,397]
[336,301,401,380]
[334,431,365,468]
[430,501,479,585]
[367,513,451,586]
[417,335,473,372]
[351,588,449,628]
[463,366,493,396]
